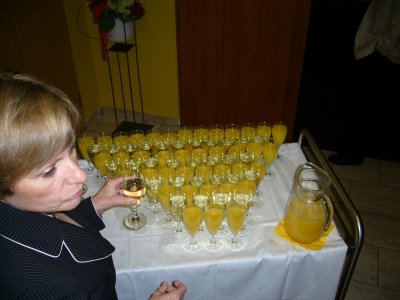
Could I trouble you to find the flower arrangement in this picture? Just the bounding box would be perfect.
[88,0,145,60]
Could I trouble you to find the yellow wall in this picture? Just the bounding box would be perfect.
[63,0,179,121]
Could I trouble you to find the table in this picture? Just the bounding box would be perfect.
[83,143,347,300]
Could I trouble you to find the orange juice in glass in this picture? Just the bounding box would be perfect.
[208,124,225,142]
[228,143,245,159]
[220,182,238,196]
[145,129,161,146]
[231,161,248,177]
[196,164,212,183]
[262,141,278,179]
[224,123,240,141]
[240,123,256,141]
[240,178,256,197]
[141,167,158,181]
[133,150,150,164]
[200,183,218,199]
[156,149,173,168]
[129,130,145,147]
[180,184,198,207]
[161,127,177,146]
[174,148,190,165]
[78,134,94,161]
[256,122,272,142]
[97,132,113,151]
[191,147,207,160]
[177,127,193,143]
[158,167,176,186]
[208,144,225,162]
[213,163,231,178]
[246,138,263,160]
[113,131,129,149]
[176,165,194,183]
[113,151,129,176]
[159,185,177,228]
[193,126,209,142]
[94,152,112,175]
[272,122,287,157]
[250,160,267,179]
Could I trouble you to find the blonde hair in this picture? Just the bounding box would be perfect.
[0,73,80,198]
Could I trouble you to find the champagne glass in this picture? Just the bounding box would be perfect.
[174,148,190,166]
[224,123,240,142]
[208,124,225,143]
[177,126,193,146]
[192,192,209,236]
[190,175,205,188]
[145,175,162,222]
[182,206,203,252]
[141,159,159,209]
[196,162,213,184]
[113,131,129,150]
[155,141,172,168]
[105,159,119,179]
[129,129,146,149]
[262,141,278,180]
[212,190,231,238]
[87,143,106,185]
[246,136,264,162]
[249,160,267,202]
[158,185,177,229]
[256,121,272,143]
[240,122,256,142]
[226,200,247,251]
[145,128,161,148]
[233,191,252,237]
[169,174,185,193]
[204,205,224,251]
[158,166,176,186]
[77,132,95,174]
[193,125,209,145]
[122,177,147,230]
[170,193,187,239]
[97,132,113,151]
[272,121,287,159]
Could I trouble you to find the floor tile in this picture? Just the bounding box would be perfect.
[345,281,400,300]
[350,182,400,218]
[351,244,378,285]
[360,211,400,251]
[380,160,400,189]
[379,248,400,291]
[329,158,380,186]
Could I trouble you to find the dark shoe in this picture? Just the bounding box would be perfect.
[328,153,364,166]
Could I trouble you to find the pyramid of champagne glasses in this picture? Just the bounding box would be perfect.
[77,122,287,247]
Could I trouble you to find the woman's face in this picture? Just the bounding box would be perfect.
[6,144,87,213]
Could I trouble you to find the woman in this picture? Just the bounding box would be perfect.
[0,73,186,300]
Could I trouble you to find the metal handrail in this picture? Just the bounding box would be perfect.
[298,129,364,300]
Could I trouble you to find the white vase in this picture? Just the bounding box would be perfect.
[108,18,133,43]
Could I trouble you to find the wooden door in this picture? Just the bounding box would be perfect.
[176,0,311,141]
[0,0,84,131]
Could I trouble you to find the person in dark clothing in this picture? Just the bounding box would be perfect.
[329,0,400,165]
[0,72,186,300]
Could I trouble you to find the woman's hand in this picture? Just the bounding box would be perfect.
[92,177,137,215]
[149,280,187,300]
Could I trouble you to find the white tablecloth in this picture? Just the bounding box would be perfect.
[82,143,347,300]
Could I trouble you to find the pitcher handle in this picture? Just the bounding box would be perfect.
[321,193,334,232]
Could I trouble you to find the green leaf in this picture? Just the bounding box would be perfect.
[99,16,115,32]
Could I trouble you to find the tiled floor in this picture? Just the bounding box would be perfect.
[85,108,400,300]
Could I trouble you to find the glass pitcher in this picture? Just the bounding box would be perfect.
[284,162,333,243]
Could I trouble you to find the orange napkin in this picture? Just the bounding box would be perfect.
[274,219,335,251]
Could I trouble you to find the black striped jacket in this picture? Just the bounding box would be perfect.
[0,198,118,299]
